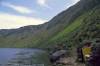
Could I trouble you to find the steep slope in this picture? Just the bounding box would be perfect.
[45,5,100,48]
[37,0,100,48]
[0,0,100,48]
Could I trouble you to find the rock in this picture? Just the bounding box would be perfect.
[49,50,67,64]
[52,50,67,57]
[56,57,75,65]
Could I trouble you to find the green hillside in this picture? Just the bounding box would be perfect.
[0,0,100,48]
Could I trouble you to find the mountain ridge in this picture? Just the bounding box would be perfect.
[0,0,100,48]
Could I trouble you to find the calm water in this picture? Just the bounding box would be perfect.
[0,48,45,66]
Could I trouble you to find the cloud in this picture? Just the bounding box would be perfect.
[73,0,80,3]
[1,2,34,14]
[64,0,80,9]
[37,0,52,9]
[0,12,47,29]
[37,0,46,6]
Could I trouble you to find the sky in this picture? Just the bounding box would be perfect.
[0,0,80,29]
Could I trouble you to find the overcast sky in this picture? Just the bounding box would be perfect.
[0,0,80,29]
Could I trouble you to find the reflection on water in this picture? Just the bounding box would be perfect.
[0,48,46,66]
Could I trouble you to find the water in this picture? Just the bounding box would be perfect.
[0,48,46,66]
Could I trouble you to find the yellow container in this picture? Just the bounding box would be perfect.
[82,47,91,61]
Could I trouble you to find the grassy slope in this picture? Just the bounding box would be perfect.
[0,1,99,48]
[39,5,100,48]
[0,8,99,48]
[39,12,87,48]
